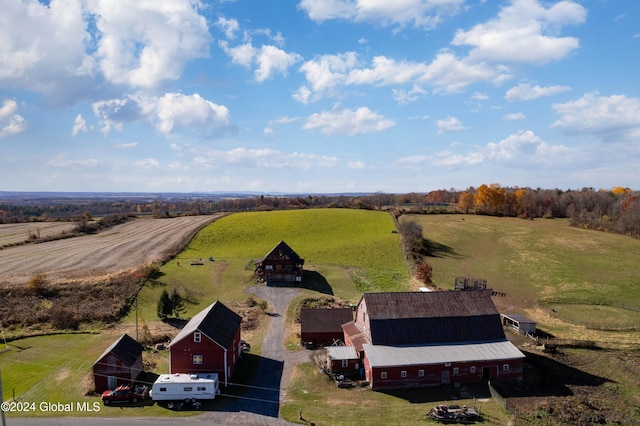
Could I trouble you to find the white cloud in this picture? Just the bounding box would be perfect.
[504,112,526,120]
[88,0,211,88]
[153,93,231,137]
[71,114,88,136]
[255,45,302,82]
[47,154,98,168]
[452,0,586,65]
[551,93,640,141]
[471,92,490,101]
[216,16,239,39]
[297,52,359,100]
[134,158,160,169]
[505,83,571,101]
[0,99,27,138]
[219,41,257,67]
[392,85,427,104]
[193,147,338,170]
[0,0,90,94]
[298,0,465,30]
[0,99,18,119]
[303,106,395,136]
[433,130,570,167]
[93,98,140,134]
[93,93,231,138]
[437,116,467,133]
[115,142,138,149]
[348,161,366,169]
[220,41,302,82]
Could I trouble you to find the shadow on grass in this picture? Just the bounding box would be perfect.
[493,349,613,399]
[379,382,491,404]
[420,238,464,258]
[266,270,333,295]
[214,353,283,417]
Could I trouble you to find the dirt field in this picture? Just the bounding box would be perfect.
[0,215,219,285]
[0,222,77,247]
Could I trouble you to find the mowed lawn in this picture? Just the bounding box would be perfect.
[131,209,410,321]
[402,214,640,337]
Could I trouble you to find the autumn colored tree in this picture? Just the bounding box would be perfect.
[415,261,433,285]
[458,191,474,213]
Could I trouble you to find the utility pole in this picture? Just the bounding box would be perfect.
[135,295,139,341]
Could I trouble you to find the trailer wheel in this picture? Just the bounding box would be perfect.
[103,399,109,406]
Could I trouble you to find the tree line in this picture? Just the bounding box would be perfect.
[1,185,638,236]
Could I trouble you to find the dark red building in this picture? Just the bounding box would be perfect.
[343,290,525,389]
[168,301,242,387]
[254,240,304,284]
[92,333,143,393]
[300,307,353,347]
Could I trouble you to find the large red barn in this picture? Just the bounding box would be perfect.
[168,301,242,387]
[343,290,525,390]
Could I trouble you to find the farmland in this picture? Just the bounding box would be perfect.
[0,215,219,286]
[1,209,640,424]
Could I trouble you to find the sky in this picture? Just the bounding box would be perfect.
[1,0,639,194]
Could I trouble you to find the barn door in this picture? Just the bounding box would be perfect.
[107,376,117,389]
[441,370,450,384]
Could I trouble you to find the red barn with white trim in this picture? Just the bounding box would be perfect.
[343,290,525,389]
[168,301,242,387]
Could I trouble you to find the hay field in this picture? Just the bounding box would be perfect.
[0,215,219,286]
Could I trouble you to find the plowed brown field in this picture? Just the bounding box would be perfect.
[0,215,219,285]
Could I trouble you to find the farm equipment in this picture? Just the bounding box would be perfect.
[426,404,479,424]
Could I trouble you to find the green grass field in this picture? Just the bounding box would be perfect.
[129,208,409,322]
[402,214,640,332]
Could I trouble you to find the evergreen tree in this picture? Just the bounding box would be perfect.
[157,289,172,320]
[170,288,185,318]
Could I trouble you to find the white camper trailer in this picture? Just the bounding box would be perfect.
[150,373,220,403]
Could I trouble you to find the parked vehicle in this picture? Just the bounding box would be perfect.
[101,385,148,405]
[149,373,220,404]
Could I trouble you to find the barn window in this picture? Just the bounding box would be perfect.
[470,366,476,374]
[194,332,201,343]
[342,359,349,368]
[265,265,273,270]
[503,364,510,371]
[401,371,407,378]
[444,362,451,367]
[381,372,387,379]
[285,265,292,271]
[453,367,459,375]
[418,370,424,377]
[193,355,203,365]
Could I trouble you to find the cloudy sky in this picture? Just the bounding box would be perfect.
[1,0,639,193]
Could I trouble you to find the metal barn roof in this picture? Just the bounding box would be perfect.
[327,346,359,361]
[363,341,525,368]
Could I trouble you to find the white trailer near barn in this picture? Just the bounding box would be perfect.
[150,373,220,403]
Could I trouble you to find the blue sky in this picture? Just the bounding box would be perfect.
[1,0,639,193]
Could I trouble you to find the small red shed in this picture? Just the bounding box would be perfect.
[93,333,144,393]
[300,308,353,347]
[169,301,242,387]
